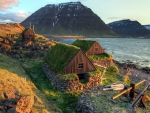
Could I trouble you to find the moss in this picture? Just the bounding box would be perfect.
[72,39,95,52]
[44,42,80,74]
[102,66,122,85]
[58,73,78,80]
[88,68,101,77]
[88,53,112,60]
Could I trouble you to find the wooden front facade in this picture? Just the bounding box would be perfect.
[62,50,96,74]
[22,28,35,41]
[86,41,104,55]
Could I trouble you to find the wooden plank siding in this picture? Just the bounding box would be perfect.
[62,50,96,74]
[86,41,104,55]
[23,29,35,41]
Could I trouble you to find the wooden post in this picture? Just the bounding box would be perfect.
[129,83,136,100]
[129,83,150,109]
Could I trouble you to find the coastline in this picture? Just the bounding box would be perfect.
[114,60,150,87]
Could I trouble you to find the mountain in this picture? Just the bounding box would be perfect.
[144,25,150,30]
[107,19,150,37]
[21,2,116,37]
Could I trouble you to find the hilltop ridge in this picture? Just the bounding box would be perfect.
[107,19,150,37]
[0,23,24,37]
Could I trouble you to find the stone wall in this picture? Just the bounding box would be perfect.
[92,58,113,67]
[42,63,101,91]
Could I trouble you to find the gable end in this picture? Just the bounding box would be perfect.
[62,49,96,74]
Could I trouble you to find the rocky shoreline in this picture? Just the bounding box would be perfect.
[114,60,150,74]
[76,60,150,113]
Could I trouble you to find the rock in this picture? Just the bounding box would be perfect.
[12,54,20,59]
[0,108,6,113]
[3,98,17,107]
[0,44,11,51]
[6,106,16,113]
[142,67,150,74]
[4,91,15,99]
[32,74,38,78]
[16,96,34,113]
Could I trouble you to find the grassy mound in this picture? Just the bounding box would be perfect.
[88,53,112,60]
[72,40,95,52]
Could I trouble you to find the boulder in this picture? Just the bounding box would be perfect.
[0,44,11,51]
[4,91,16,99]
[16,96,34,113]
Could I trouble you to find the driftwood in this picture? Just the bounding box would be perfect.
[129,83,150,109]
[103,83,124,91]
[112,80,146,100]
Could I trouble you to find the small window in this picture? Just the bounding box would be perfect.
[78,63,83,69]
[95,48,98,52]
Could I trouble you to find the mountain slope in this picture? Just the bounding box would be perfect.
[107,19,150,37]
[144,25,150,30]
[21,2,116,37]
[0,23,24,37]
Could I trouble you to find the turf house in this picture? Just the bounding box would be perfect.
[43,42,101,91]
[22,28,35,41]
[72,40,113,67]
[72,40,105,55]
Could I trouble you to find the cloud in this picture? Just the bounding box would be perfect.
[0,0,19,9]
[0,10,31,23]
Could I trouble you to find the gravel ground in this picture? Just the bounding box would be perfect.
[129,68,150,85]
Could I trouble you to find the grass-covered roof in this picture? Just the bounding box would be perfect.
[72,40,95,52]
[44,42,80,74]
[22,27,35,34]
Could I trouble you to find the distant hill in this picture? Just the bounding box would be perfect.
[0,23,24,37]
[144,25,150,30]
[107,19,150,37]
[21,2,117,37]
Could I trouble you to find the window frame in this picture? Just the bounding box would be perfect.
[78,63,84,69]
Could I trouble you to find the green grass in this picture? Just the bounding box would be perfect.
[102,66,122,85]
[58,73,78,80]
[88,68,101,77]
[88,53,112,60]
[0,53,26,78]
[22,59,81,113]
[72,40,95,52]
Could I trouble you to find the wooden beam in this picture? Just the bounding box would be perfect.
[146,95,150,101]
[129,83,150,108]
[112,80,146,100]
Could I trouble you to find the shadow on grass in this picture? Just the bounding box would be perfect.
[22,59,81,113]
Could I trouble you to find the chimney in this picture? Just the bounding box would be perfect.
[30,23,31,28]
[33,25,34,31]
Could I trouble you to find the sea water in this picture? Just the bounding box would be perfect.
[50,38,150,68]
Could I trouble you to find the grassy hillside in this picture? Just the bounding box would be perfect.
[22,58,81,113]
[0,23,24,37]
[0,53,61,113]
[0,52,81,113]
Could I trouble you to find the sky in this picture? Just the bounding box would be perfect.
[0,0,150,25]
